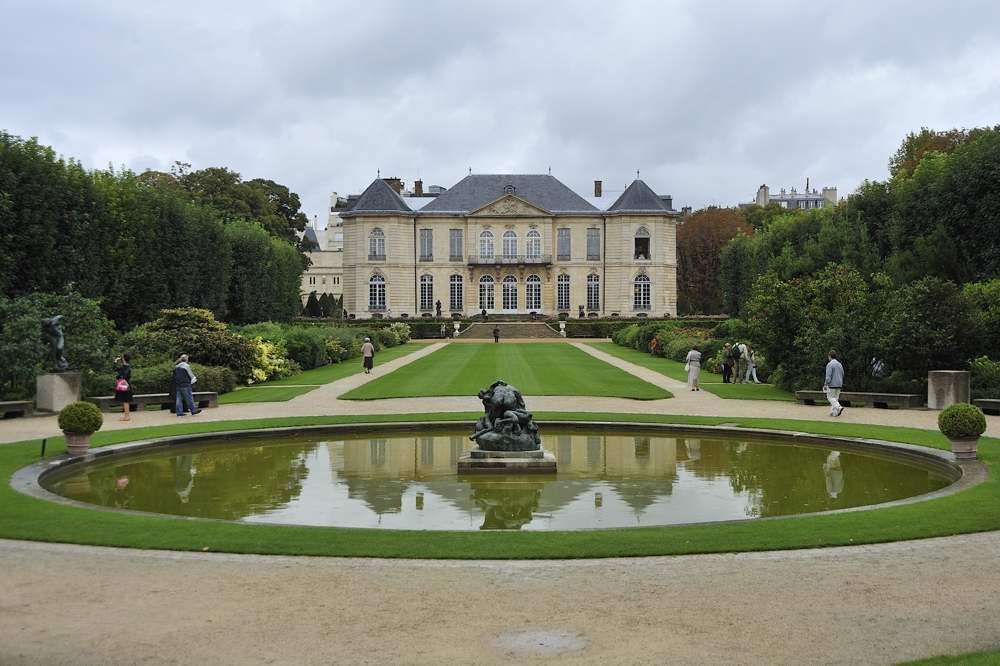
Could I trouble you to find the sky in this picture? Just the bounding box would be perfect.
[3,0,1000,222]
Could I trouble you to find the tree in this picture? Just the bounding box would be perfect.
[888,126,989,180]
[305,292,322,318]
[740,203,790,231]
[677,208,751,315]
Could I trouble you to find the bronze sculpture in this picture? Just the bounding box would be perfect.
[470,380,541,451]
[41,315,69,372]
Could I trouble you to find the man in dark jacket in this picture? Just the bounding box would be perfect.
[721,343,734,383]
[173,354,200,416]
[493,326,500,343]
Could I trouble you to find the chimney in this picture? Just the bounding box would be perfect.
[414,179,423,196]
[594,180,602,197]
[383,177,402,193]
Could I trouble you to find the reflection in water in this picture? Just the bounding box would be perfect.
[44,430,951,531]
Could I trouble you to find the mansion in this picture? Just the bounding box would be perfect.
[340,174,680,319]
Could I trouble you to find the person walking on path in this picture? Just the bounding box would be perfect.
[685,347,702,391]
[173,354,200,417]
[493,326,500,343]
[114,353,133,422]
[361,337,376,374]
[745,346,761,384]
[824,350,845,417]
[721,343,734,384]
[732,342,746,383]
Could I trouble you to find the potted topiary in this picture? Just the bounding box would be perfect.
[938,403,987,460]
[58,401,104,456]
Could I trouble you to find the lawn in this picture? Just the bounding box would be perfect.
[339,342,671,400]
[260,342,425,386]
[219,385,319,404]
[1,412,997,559]
[591,342,794,401]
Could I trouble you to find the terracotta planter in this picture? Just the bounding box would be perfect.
[948,437,979,460]
[64,432,92,457]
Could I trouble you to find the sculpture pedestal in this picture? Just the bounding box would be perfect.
[36,372,82,413]
[928,370,970,410]
[458,447,557,474]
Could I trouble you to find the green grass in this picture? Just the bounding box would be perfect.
[219,385,319,404]
[1,411,998,559]
[340,343,671,400]
[592,342,794,401]
[259,342,425,386]
[900,650,1000,665]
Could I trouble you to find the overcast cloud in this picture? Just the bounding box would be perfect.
[3,0,1000,220]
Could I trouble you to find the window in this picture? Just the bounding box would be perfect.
[502,230,517,258]
[587,274,600,310]
[526,275,541,310]
[420,437,434,465]
[449,229,463,261]
[449,274,463,311]
[557,228,571,260]
[369,439,387,466]
[502,275,518,310]
[557,274,570,310]
[633,274,650,310]
[587,228,601,260]
[479,230,494,259]
[634,226,650,260]
[322,277,326,285]
[479,275,495,310]
[419,274,433,311]
[369,274,386,310]
[526,230,541,258]
[369,228,385,260]
[419,229,433,261]
[308,276,316,285]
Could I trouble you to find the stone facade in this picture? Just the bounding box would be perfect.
[341,175,679,319]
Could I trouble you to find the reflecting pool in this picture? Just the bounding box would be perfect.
[42,429,953,530]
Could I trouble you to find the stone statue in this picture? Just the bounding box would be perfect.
[435,300,442,318]
[41,315,69,372]
[470,380,540,451]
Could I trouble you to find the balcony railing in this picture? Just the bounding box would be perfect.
[468,254,552,266]
[368,254,386,261]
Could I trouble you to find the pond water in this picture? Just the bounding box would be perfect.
[42,428,953,531]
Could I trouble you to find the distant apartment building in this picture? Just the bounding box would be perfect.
[754,179,837,210]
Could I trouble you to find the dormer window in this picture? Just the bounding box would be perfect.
[503,184,516,195]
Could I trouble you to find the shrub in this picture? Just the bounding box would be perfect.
[282,326,329,370]
[938,403,987,440]
[246,338,296,384]
[970,356,1000,400]
[58,401,103,434]
[325,338,349,363]
[386,322,411,344]
[127,362,238,394]
[711,318,749,340]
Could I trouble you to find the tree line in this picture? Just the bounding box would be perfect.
[0,131,309,329]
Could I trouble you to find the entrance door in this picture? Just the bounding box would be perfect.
[502,275,518,312]
[479,275,495,312]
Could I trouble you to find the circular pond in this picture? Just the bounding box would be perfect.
[41,427,955,531]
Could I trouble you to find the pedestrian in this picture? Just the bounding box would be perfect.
[361,337,375,374]
[824,350,845,417]
[173,354,200,416]
[732,342,746,383]
[685,346,702,391]
[114,353,133,422]
[745,345,761,384]
[440,323,446,339]
[493,326,500,343]
[721,343,733,384]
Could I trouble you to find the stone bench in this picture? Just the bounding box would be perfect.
[974,399,1000,416]
[0,400,34,419]
[795,390,924,409]
[87,392,219,412]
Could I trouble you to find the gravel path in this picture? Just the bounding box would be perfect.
[2,533,1000,665]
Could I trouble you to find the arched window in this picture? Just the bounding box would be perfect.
[526,230,541,258]
[419,274,433,311]
[526,275,541,311]
[634,226,650,260]
[369,228,385,260]
[369,273,386,311]
[502,275,518,310]
[587,274,600,311]
[449,274,463,311]
[502,230,517,258]
[479,230,494,259]
[633,274,650,310]
[479,275,495,311]
[557,274,570,310]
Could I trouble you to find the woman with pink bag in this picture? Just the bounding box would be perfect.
[114,353,133,422]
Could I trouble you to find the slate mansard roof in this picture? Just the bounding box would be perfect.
[607,180,674,213]
[419,174,599,214]
[341,178,413,216]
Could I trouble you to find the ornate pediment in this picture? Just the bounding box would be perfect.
[471,194,551,217]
